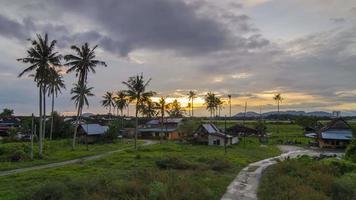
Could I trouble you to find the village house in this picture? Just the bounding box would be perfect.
[138,118,183,140]
[226,124,258,137]
[78,124,109,143]
[193,123,238,146]
[0,118,21,136]
[306,118,353,148]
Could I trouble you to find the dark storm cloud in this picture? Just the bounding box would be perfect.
[0,14,35,40]
[50,0,250,56]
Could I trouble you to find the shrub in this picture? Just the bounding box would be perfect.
[29,181,72,200]
[155,157,197,170]
[345,141,356,163]
[199,157,232,171]
[332,173,356,200]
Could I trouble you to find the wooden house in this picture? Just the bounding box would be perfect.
[313,118,353,148]
[78,124,109,143]
[138,118,183,140]
[193,123,238,146]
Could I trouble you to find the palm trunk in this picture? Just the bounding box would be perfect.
[121,109,124,129]
[50,92,54,140]
[31,113,34,160]
[43,88,46,139]
[72,104,81,150]
[134,102,138,150]
[38,85,43,158]
[160,111,164,144]
[191,99,194,117]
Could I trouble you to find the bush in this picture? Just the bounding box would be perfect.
[199,157,232,171]
[345,141,356,163]
[155,157,197,170]
[29,181,72,200]
[332,173,356,200]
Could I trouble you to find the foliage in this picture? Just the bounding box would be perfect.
[156,156,197,170]
[258,157,356,200]
[345,127,356,162]
[166,99,185,117]
[295,116,319,128]
[103,121,120,143]
[178,119,200,137]
[0,139,280,199]
[0,108,14,118]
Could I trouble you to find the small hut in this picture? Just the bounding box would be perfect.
[78,124,108,143]
[193,123,238,146]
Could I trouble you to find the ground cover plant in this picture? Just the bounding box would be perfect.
[258,156,356,200]
[0,139,280,200]
[0,139,137,171]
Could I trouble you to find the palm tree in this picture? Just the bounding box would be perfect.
[64,43,106,150]
[115,91,128,117]
[188,91,196,117]
[157,97,169,143]
[101,91,115,115]
[123,74,155,149]
[204,92,216,118]
[273,93,283,136]
[47,69,65,140]
[17,33,62,158]
[140,99,158,118]
[64,43,107,87]
[70,83,94,149]
[215,97,224,117]
[115,91,128,128]
[167,99,185,117]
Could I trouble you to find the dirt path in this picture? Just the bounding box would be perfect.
[0,140,157,177]
[221,145,320,200]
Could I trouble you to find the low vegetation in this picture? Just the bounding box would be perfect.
[258,156,356,200]
[0,139,137,171]
[0,139,280,200]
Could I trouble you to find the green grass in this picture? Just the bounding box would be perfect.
[258,157,356,200]
[0,138,280,200]
[0,139,139,171]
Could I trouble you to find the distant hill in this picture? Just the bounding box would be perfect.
[234,110,333,118]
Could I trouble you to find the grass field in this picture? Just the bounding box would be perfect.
[258,156,356,200]
[0,139,139,171]
[0,138,280,200]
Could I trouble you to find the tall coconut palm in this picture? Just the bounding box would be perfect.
[115,91,128,128]
[64,43,107,87]
[157,97,169,143]
[123,74,155,149]
[188,91,196,117]
[47,68,65,140]
[64,43,106,150]
[101,91,115,115]
[115,91,128,117]
[204,92,216,118]
[140,98,158,118]
[17,33,62,158]
[70,83,94,149]
[215,97,224,117]
[167,99,185,117]
[273,93,283,135]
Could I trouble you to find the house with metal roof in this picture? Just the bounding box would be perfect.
[312,118,353,148]
[226,124,258,137]
[193,123,238,146]
[138,118,183,140]
[78,124,109,143]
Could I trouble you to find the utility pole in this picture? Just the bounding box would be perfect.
[224,115,227,155]
[228,95,232,118]
[243,102,247,147]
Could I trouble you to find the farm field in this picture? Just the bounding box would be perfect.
[0,139,280,200]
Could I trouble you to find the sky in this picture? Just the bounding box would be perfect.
[0,0,356,116]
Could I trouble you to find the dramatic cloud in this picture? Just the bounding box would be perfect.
[0,0,355,116]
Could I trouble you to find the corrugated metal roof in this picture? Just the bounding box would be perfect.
[138,128,177,132]
[80,124,108,135]
[202,124,219,134]
[321,130,353,140]
[146,118,183,125]
[305,133,317,138]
